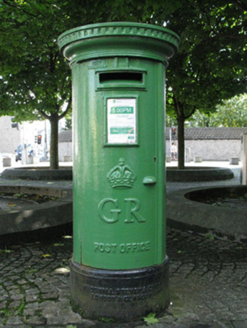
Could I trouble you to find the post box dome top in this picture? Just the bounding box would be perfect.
[58,22,180,66]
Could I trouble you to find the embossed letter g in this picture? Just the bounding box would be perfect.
[98,198,121,223]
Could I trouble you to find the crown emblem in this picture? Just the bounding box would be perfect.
[107,158,136,188]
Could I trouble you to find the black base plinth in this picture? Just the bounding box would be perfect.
[70,257,170,322]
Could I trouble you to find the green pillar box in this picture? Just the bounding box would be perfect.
[58,22,179,321]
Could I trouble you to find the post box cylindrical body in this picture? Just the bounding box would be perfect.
[58,22,179,321]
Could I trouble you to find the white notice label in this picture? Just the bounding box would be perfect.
[107,98,137,144]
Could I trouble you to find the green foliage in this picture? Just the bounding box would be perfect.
[185,110,211,127]
[205,233,215,240]
[166,111,177,127]
[63,112,72,130]
[17,298,25,315]
[0,249,13,254]
[187,94,247,127]
[0,1,72,116]
[143,313,159,326]
[166,1,247,114]
[211,94,247,127]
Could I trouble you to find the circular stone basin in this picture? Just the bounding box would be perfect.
[166,166,234,182]
[1,167,72,180]
[0,185,72,239]
[185,186,247,208]
[166,185,247,239]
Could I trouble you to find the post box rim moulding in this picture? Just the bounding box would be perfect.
[58,21,180,66]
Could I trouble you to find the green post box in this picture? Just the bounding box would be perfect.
[58,22,179,321]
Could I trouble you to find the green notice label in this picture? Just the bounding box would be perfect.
[110,107,134,114]
[107,98,137,144]
[110,127,134,134]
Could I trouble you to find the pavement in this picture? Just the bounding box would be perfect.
[0,161,246,328]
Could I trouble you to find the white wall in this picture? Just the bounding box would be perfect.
[59,142,72,162]
[166,139,241,161]
[0,116,21,154]
[59,139,241,163]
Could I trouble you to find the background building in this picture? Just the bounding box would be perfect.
[0,116,67,163]
[0,116,21,155]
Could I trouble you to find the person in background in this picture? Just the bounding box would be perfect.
[171,142,178,160]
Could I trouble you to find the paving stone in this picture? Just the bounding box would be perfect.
[10,294,24,301]
[25,294,40,302]
[3,281,14,286]
[5,315,24,325]
[0,294,9,301]
[41,300,59,317]
[46,312,84,325]
[23,307,36,316]
[8,300,22,309]
[40,292,59,300]
[4,326,28,328]
[24,301,41,310]
[16,279,27,285]
[232,322,247,328]
[25,315,47,325]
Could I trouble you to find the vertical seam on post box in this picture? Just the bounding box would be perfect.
[156,61,165,264]
[154,61,159,264]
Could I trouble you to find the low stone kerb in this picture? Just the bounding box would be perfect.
[167,185,247,240]
[0,185,72,237]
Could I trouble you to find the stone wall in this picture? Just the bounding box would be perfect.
[58,130,72,162]
[166,139,241,161]
[58,142,72,162]
[166,127,246,161]
[58,127,247,162]
[187,139,241,161]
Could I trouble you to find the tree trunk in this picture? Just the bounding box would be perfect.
[49,116,59,170]
[177,115,185,169]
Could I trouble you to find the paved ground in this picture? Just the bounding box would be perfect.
[0,163,246,328]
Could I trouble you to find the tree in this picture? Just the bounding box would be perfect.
[0,1,72,168]
[0,0,113,169]
[165,1,247,168]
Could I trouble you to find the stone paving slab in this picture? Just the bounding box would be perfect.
[0,228,246,327]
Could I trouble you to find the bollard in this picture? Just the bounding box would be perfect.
[58,22,179,321]
[241,133,247,184]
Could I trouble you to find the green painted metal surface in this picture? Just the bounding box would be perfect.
[58,22,179,270]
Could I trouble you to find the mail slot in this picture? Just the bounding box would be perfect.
[96,70,146,90]
[58,21,179,321]
[99,72,143,83]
